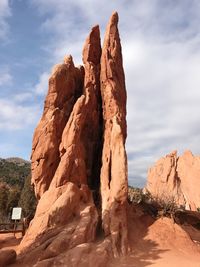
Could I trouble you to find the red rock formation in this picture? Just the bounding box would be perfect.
[31,55,84,199]
[49,25,102,190]
[18,12,129,266]
[100,12,129,256]
[146,150,200,211]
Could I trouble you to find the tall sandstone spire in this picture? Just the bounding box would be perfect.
[19,13,129,266]
[100,12,128,256]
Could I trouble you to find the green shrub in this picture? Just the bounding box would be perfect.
[156,197,178,218]
[0,159,30,189]
[128,186,152,204]
[0,185,9,219]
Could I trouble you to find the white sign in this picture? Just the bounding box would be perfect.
[11,207,22,220]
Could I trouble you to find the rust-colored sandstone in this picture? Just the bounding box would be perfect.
[146,150,200,211]
[17,12,129,266]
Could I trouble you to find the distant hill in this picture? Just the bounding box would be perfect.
[0,158,31,188]
[5,157,30,165]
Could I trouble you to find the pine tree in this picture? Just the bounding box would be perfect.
[0,185,9,221]
[18,175,37,221]
[6,187,21,214]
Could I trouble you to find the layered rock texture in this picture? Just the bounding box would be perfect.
[146,150,200,211]
[18,12,129,266]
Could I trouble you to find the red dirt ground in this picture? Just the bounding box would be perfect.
[1,205,200,267]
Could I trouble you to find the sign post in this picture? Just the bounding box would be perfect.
[11,207,22,236]
[11,207,22,220]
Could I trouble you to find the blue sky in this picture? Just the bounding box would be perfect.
[1,0,200,187]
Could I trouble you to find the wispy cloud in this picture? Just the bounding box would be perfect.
[34,71,49,95]
[13,92,33,103]
[0,66,12,86]
[0,0,11,40]
[125,35,200,184]
[28,0,200,187]
[0,98,40,130]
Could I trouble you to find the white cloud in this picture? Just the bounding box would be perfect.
[0,143,18,158]
[125,37,200,186]
[0,66,12,86]
[0,98,40,130]
[34,71,49,95]
[0,0,11,40]
[29,0,200,187]
[13,92,33,102]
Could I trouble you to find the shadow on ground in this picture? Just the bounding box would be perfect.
[0,234,22,249]
[109,203,169,267]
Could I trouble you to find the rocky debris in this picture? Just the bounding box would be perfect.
[17,12,129,266]
[146,150,200,211]
[0,249,16,266]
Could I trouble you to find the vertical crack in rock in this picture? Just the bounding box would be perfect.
[100,12,129,257]
[82,25,103,197]
[49,25,102,190]
[108,151,112,189]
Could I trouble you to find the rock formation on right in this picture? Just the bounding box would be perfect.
[146,150,200,211]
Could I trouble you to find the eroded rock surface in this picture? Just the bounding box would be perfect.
[147,150,200,211]
[17,12,129,266]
